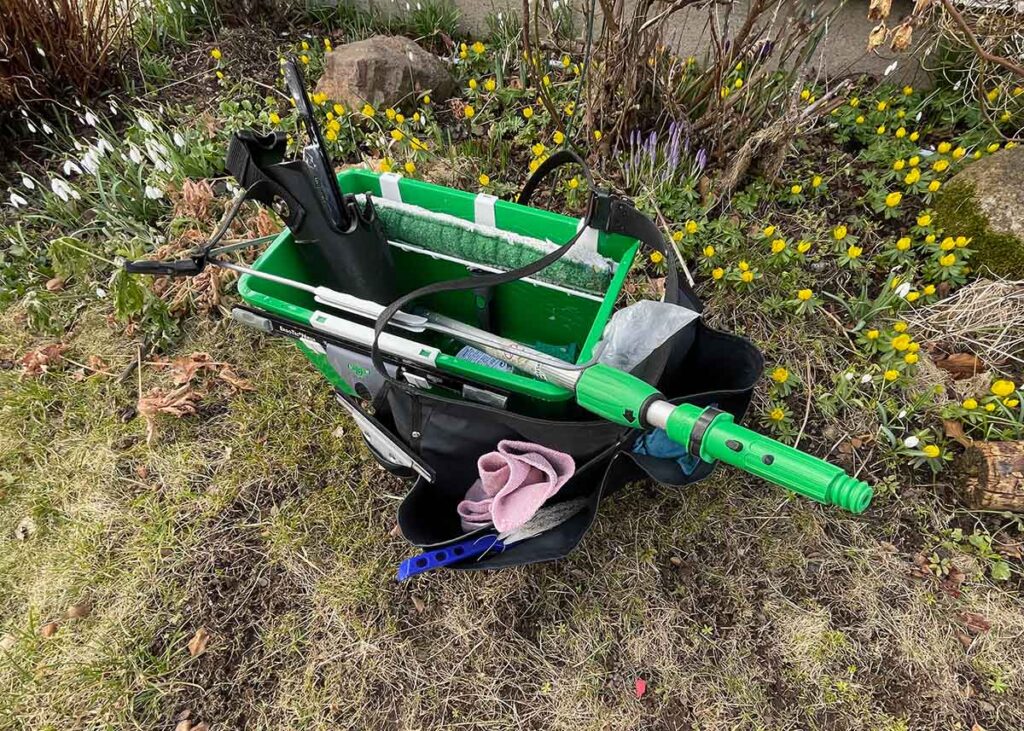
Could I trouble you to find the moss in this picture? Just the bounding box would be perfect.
[933,180,1024,278]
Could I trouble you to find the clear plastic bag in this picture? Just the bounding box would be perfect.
[594,300,700,372]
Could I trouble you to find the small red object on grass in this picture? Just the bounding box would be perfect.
[634,678,647,699]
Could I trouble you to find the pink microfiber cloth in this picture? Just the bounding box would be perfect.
[457,440,575,533]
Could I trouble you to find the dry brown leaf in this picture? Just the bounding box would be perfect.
[944,419,974,448]
[170,352,215,385]
[66,602,92,620]
[19,343,69,377]
[174,721,192,731]
[934,352,984,379]
[218,367,253,391]
[45,277,65,292]
[187,627,210,657]
[40,621,60,638]
[174,179,215,220]
[86,355,109,373]
[0,633,16,651]
[191,723,209,731]
[138,385,200,444]
[890,21,913,51]
[960,612,992,635]
[867,0,892,22]
[867,22,888,50]
[913,0,933,14]
[411,595,426,613]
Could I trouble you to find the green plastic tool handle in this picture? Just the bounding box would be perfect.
[574,364,873,513]
[664,403,873,513]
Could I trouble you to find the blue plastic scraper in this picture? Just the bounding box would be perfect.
[396,499,588,580]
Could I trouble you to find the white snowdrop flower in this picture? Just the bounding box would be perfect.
[226,181,241,196]
[898,409,907,419]
[137,116,155,133]
[80,150,99,174]
[50,177,71,202]
[9,191,28,208]
[844,372,855,382]
[915,111,923,122]
[96,287,107,299]
[21,175,35,190]
[74,98,82,108]
[884,60,898,76]
[109,100,119,115]
[95,138,113,155]
[860,374,872,384]
[155,159,171,174]
[903,435,920,448]
[36,46,45,57]
[128,146,144,165]
[405,2,410,10]
[42,123,53,134]
[173,131,186,148]
[84,110,98,127]
[190,4,197,12]
[20,108,28,118]
[497,11,502,20]
[895,282,912,298]
[26,121,37,133]
[953,80,962,91]
[417,2,421,8]
[63,160,82,176]
[144,185,164,200]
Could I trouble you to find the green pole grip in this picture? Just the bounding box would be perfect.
[575,363,662,427]
[664,404,873,514]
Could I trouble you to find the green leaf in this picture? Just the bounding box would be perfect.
[990,560,1011,581]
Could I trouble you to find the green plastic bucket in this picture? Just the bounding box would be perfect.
[238,169,639,413]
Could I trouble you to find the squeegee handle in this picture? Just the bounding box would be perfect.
[663,402,874,513]
[573,364,873,513]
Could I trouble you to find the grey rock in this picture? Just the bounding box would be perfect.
[314,35,455,113]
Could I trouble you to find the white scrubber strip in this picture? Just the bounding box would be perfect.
[474,193,498,228]
[356,193,616,274]
[575,218,601,256]
[379,173,403,202]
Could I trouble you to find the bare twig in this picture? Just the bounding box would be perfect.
[938,0,1024,79]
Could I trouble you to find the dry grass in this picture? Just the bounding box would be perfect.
[1,298,1023,730]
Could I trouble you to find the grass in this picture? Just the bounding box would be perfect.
[1,297,1023,729]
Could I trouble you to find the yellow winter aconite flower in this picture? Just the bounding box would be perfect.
[472,41,485,54]
[849,97,860,107]
[895,127,906,138]
[876,125,886,135]
[790,184,802,195]
[801,88,810,100]
[686,220,699,234]
[855,115,865,124]
[468,78,478,90]
[885,191,902,207]
[891,334,911,351]
[485,78,496,92]
[939,253,956,267]
[268,112,281,124]
[568,177,579,189]
[531,143,546,157]
[991,380,1017,397]
[522,107,533,119]
[712,267,725,280]
[672,231,684,242]
[542,74,551,86]
[904,169,920,185]
[893,321,908,333]
[703,245,715,257]
[917,213,932,227]
[893,159,905,171]
[922,445,941,458]
[797,240,812,254]
[986,87,1000,102]
[956,236,970,247]
[797,289,813,301]
[324,38,332,51]
[404,161,416,174]
[985,402,997,411]
[903,85,913,95]
[866,329,880,340]
[361,104,375,117]
[906,291,920,303]
[464,105,475,119]
[937,141,951,154]
[877,100,887,111]
[847,245,863,259]
[211,48,222,60]
[963,398,978,410]
[923,284,936,295]
[423,95,431,105]
[390,129,405,141]
[884,369,899,382]
[333,103,345,115]
[324,128,337,141]
[479,173,490,186]
[812,175,823,188]
[553,130,565,145]
[594,130,603,141]
[928,180,941,192]
[896,237,911,251]
[908,155,920,167]
[380,158,393,173]
[833,224,848,241]
[299,54,309,65]
[1006,398,1020,408]
[910,131,919,142]
[987,142,1000,153]
[410,137,427,151]
[771,239,786,254]
[395,113,405,124]
[738,260,750,272]
[734,78,744,89]
[650,251,664,264]
[740,270,754,283]
[301,40,310,50]
[763,225,776,237]
[769,407,786,422]
[952,147,966,160]
[932,159,949,173]
[905,349,920,362]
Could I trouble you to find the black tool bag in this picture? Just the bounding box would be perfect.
[343,151,765,570]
